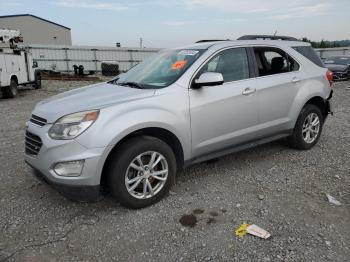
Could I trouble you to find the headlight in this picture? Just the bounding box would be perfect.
[48,110,99,140]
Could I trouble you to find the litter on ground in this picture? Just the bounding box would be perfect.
[326,194,341,206]
[235,223,271,239]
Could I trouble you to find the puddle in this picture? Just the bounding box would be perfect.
[179,214,197,227]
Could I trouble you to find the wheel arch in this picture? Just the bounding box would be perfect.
[10,74,18,85]
[305,96,328,119]
[100,127,185,189]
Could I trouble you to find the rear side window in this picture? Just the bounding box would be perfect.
[198,47,250,82]
[253,47,300,77]
[292,46,324,68]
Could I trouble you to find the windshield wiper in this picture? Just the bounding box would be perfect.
[118,82,144,89]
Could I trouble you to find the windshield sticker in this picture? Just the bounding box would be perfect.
[178,50,199,56]
[172,60,187,70]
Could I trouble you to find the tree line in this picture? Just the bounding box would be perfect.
[301,37,350,48]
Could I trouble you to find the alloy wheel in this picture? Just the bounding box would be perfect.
[125,151,168,199]
[302,112,320,144]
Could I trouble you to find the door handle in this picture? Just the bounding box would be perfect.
[291,77,301,83]
[242,87,256,96]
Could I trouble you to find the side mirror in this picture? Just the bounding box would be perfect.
[193,72,224,89]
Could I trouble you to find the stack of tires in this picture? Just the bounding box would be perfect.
[101,61,119,76]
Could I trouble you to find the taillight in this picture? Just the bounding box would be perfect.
[326,70,333,87]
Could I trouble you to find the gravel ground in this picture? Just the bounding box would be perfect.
[0,80,349,262]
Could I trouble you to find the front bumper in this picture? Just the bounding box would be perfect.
[24,122,109,201]
[27,164,100,201]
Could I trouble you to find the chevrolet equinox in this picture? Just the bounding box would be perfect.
[25,36,333,208]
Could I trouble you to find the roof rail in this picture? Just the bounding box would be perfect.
[196,39,230,43]
[237,35,298,41]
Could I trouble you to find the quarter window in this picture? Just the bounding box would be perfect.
[198,48,250,82]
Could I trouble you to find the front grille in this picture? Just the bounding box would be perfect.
[25,131,42,156]
[30,114,47,127]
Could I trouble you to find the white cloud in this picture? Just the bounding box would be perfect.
[269,3,329,20]
[164,20,198,26]
[178,0,329,18]
[0,1,20,6]
[164,21,187,26]
[54,1,130,11]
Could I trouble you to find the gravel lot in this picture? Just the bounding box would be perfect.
[0,80,349,262]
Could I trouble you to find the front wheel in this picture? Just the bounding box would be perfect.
[288,104,324,150]
[107,136,177,209]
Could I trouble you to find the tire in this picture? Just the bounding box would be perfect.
[107,136,177,209]
[3,79,18,98]
[288,104,324,150]
[34,72,42,89]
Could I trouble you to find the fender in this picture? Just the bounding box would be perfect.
[75,106,191,159]
[288,77,330,128]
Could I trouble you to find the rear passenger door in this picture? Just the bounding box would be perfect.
[189,47,259,157]
[252,46,303,137]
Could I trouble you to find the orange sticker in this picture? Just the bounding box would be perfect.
[172,60,187,70]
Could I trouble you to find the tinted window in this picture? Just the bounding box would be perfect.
[254,47,300,76]
[292,46,324,67]
[198,48,250,82]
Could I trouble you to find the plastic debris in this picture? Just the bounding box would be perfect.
[326,194,341,206]
[235,223,249,237]
[247,224,271,239]
[235,223,271,239]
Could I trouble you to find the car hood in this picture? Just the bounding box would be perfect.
[325,64,348,71]
[32,82,155,123]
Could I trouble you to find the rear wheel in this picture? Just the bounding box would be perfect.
[107,136,176,209]
[2,79,18,98]
[34,72,42,89]
[288,104,323,150]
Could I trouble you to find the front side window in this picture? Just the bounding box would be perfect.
[254,47,300,77]
[197,47,250,82]
[112,49,205,89]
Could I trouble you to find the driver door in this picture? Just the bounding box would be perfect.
[189,47,259,157]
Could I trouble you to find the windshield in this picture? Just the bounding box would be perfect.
[324,57,350,65]
[111,49,205,89]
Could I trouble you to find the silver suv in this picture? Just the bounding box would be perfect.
[25,36,333,208]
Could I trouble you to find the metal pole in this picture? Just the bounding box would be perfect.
[128,49,134,70]
[63,47,69,72]
[92,48,98,71]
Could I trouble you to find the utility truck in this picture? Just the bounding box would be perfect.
[0,29,41,98]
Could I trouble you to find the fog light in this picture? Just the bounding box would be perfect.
[53,160,84,177]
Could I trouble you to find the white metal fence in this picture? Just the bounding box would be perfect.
[315,47,350,59]
[22,44,350,72]
[24,44,161,72]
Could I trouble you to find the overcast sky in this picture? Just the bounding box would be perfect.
[1,0,349,48]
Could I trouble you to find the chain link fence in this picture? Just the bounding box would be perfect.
[24,44,161,73]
